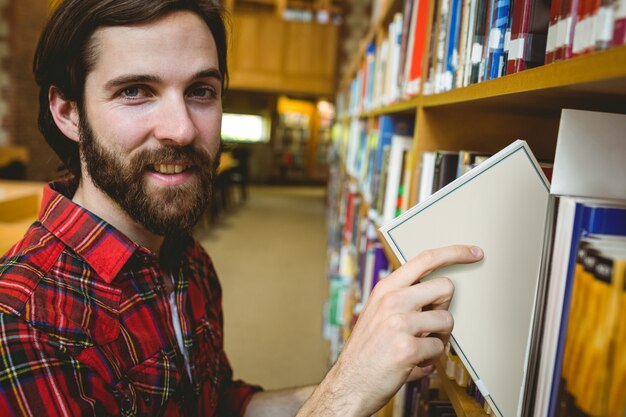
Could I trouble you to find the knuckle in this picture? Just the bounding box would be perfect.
[386,314,406,332]
[395,336,417,359]
[378,290,398,311]
[417,249,435,268]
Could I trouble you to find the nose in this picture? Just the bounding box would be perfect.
[153,94,198,146]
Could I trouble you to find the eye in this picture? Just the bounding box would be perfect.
[118,86,150,100]
[188,85,218,100]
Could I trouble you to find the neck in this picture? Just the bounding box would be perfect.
[72,180,165,255]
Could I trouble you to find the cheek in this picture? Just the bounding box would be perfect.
[89,107,150,153]
[196,111,222,155]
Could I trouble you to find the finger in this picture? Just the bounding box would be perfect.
[408,335,446,367]
[402,309,454,338]
[389,276,455,312]
[407,364,435,382]
[387,245,483,289]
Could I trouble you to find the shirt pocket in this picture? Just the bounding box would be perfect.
[114,349,183,417]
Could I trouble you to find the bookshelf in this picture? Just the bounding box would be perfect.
[435,361,488,417]
[326,0,626,412]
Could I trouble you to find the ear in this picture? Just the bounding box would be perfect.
[49,86,81,143]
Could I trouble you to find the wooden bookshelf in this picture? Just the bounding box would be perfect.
[435,362,488,417]
[328,0,626,411]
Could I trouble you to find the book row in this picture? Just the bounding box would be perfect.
[338,0,626,115]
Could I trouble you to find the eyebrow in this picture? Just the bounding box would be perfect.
[104,68,223,91]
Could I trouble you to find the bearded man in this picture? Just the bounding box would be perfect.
[0,0,483,416]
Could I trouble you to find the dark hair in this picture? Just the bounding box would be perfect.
[33,0,229,178]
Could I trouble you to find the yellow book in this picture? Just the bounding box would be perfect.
[577,256,624,416]
[608,259,626,417]
[562,244,593,383]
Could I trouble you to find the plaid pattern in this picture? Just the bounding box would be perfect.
[0,182,260,416]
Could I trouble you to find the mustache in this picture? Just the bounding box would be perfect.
[131,145,217,169]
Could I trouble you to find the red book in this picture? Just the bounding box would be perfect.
[507,0,551,73]
[555,0,580,60]
[572,0,599,56]
[612,0,626,45]
[545,0,563,62]
[405,0,432,96]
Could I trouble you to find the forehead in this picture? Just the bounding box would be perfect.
[87,11,219,81]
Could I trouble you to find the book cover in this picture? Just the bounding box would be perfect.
[456,0,474,87]
[551,109,626,201]
[380,140,551,417]
[380,141,549,416]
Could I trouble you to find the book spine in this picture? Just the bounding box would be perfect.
[444,0,463,90]
[487,0,512,79]
[546,0,563,62]
[612,0,626,45]
[470,0,490,82]
[507,0,533,73]
[594,0,616,50]
[456,0,473,87]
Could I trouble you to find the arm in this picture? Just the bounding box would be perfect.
[244,385,316,417]
[296,245,484,417]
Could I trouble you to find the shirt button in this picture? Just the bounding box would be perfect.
[143,394,152,406]
[121,397,132,411]
[139,253,153,263]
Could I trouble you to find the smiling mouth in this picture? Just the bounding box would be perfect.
[150,163,193,174]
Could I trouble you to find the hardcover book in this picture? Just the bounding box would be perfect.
[380,140,551,417]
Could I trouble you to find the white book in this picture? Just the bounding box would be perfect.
[380,140,551,417]
[382,135,414,225]
[417,151,436,203]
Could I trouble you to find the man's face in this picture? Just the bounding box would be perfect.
[78,11,223,235]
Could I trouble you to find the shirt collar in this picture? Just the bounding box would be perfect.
[39,181,142,284]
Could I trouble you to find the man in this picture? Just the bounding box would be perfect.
[0,0,484,416]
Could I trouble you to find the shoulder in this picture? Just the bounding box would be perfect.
[0,222,65,315]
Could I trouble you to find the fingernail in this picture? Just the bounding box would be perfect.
[471,246,483,258]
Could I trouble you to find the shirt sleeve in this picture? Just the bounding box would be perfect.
[217,350,263,416]
[0,313,116,417]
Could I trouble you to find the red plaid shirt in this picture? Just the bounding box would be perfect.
[0,182,260,416]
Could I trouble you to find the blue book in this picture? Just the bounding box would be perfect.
[445,0,463,90]
[486,0,511,79]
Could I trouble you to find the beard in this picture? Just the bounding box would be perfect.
[79,117,221,237]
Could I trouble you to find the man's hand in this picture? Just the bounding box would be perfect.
[297,244,484,417]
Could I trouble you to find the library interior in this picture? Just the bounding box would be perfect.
[0,0,625,416]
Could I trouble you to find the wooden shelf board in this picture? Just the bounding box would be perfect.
[363,97,421,117]
[435,362,488,417]
[422,46,626,110]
